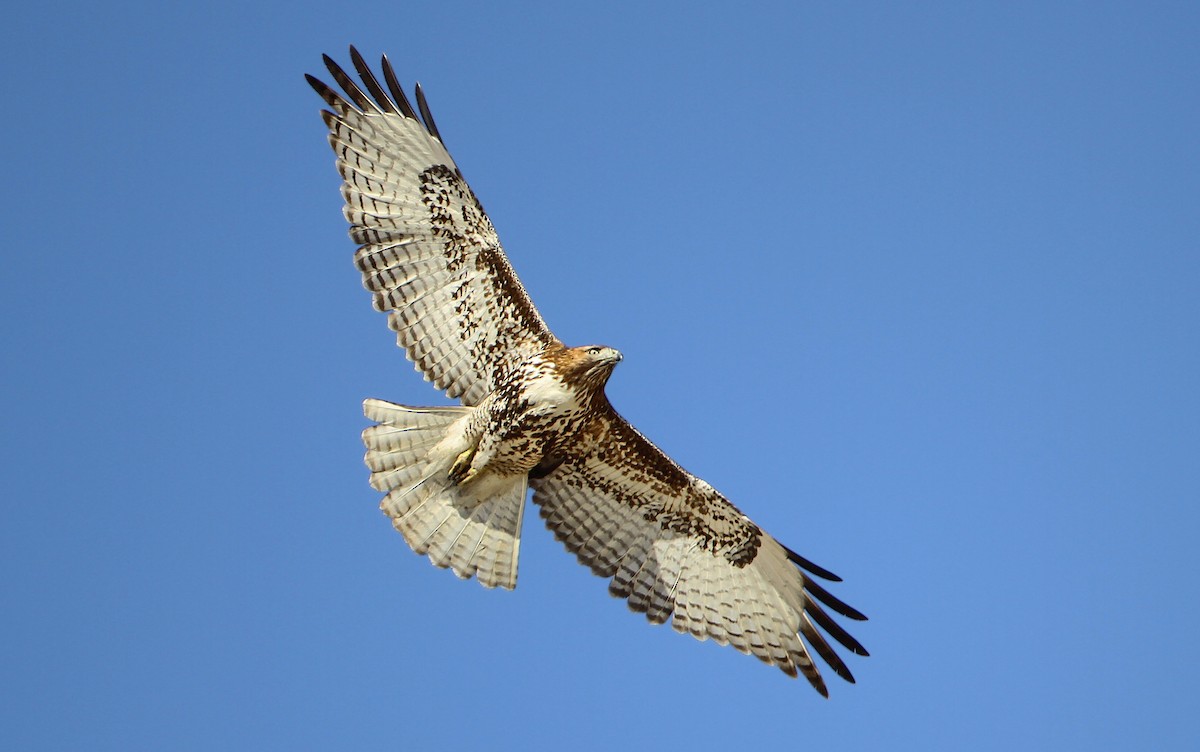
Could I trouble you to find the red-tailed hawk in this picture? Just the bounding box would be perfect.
[308,47,868,696]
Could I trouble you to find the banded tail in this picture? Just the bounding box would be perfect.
[362,398,527,589]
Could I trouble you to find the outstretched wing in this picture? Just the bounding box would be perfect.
[530,405,868,696]
[308,48,556,406]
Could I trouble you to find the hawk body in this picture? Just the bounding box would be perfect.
[310,48,867,696]
[449,344,622,482]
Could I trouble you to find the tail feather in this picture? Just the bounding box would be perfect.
[363,398,526,590]
[427,478,526,589]
[362,426,445,469]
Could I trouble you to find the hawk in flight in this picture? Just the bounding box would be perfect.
[308,48,867,696]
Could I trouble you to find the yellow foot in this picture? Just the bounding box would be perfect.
[448,446,477,485]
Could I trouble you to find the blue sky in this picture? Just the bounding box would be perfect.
[3,1,1198,749]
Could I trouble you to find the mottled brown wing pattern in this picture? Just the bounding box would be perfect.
[308,48,556,406]
[531,406,868,696]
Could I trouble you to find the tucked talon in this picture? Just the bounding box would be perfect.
[448,446,477,484]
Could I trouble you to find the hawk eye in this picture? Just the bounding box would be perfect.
[588,347,601,355]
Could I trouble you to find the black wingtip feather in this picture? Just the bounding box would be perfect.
[380,54,419,120]
[781,543,842,582]
[800,616,856,684]
[305,73,344,110]
[349,46,398,115]
[322,53,375,112]
[811,675,830,698]
[806,598,869,657]
[414,83,444,142]
[805,577,868,621]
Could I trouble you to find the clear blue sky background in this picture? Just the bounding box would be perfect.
[3,2,1197,749]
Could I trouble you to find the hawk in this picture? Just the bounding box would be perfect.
[308,47,867,696]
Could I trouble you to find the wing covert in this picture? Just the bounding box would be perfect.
[309,48,556,406]
[530,406,867,696]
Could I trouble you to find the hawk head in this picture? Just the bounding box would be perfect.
[580,344,623,372]
[555,344,623,393]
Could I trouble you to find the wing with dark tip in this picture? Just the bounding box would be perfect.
[308,48,557,406]
[531,403,868,696]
